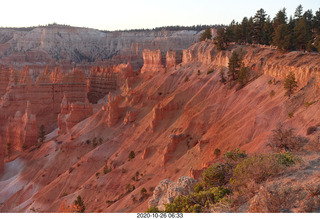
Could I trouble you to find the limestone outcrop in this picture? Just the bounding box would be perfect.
[141,50,164,73]
[148,176,197,211]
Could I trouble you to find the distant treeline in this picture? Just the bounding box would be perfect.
[212,5,320,52]
[0,23,225,33]
[102,25,225,33]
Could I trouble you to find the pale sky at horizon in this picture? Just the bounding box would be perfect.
[0,0,318,31]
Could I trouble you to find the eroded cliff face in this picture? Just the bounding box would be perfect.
[58,95,93,135]
[1,41,320,213]
[0,26,200,71]
[182,42,320,87]
[141,50,165,74]
[6,101,37,151]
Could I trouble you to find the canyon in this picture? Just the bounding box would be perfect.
[0,26,320,213]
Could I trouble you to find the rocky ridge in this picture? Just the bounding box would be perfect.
[0,41,320,213]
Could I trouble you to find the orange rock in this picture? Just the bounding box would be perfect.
[141,50,164,74]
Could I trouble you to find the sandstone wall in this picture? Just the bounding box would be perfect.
[141,50,165,73]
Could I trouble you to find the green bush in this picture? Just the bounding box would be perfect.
[214,148,221,157]
[146,206,162,213]
[165,187,231,213]
[224,148,247,166]
[207,70,214,75]
[270,90,275,98]
[202,163,229,188]
[230,153,298,191]
[128,151,135,161]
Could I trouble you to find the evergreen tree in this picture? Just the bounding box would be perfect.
[294,4,303,20]
[284,72,298,98]
[262,16,274,45]
[225,20,236,42]
[294,18,308,50]
[214,28,227,50]
[253,8,267,44]
[7,142,12,159]
[246,17,255,43]
[273,24,292,51]
[38,125,46,145]
[200,28,212,41]
[313,9,320,34]
[228,51,241,80]
[74,195,85,213]
[273,8,287,29]
[238,66,250,87]
[219,69,227,84]
[240,17,249,43]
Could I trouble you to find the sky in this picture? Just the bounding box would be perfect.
[0,0,318,31]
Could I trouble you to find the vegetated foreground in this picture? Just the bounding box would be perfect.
[0,38,320,212]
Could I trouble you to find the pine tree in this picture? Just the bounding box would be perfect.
[200,28,212,41]
[74,195,85,213]
[284,72,298,98]
[228,51,241,80]
[253,8,267,44]
[38,125,46,145]
[241,17,249,43]
[262,16,274,45]
[238,66,250,87]
[294,4,303,20]
[219,69,227,84]
[7,142,12,159]
[273,8,287,29]
[213,28,227,50]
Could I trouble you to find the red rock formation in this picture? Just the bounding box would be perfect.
[123,110,139,125]
[0,65,10,96]
[166,50,182,69]
[87,67,117,104]
[58,94,93,134]
[104,93,124,127]
[141,50,164,74]
[5,101,37,151]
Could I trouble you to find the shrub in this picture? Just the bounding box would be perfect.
[165,187,231,213]
[126,184,135,193]
[268,80,273,85]
[60,192,68,198]
[184,76,189,82]
[103,165,112,174]
[202,163,230,188]
[214,148,221,157]
[197,70,201,75]
[86,139,91,145]
[146,206,162,213]
[307,126,317,135]
[269,90,275,98]
[231,153,298,192]
[74,195,85,213]
[267,124,300,152]
[288,112,294,118]
[207,70,214,75]
[92,137,98,147]
[224,148,247,166]
[128,151,135,161]
[96,172,100,177]
[99,138,103,144]
[304,101,316,107]
[140,187,147,198]
[121,168,126,173]
[194,182,206,193]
